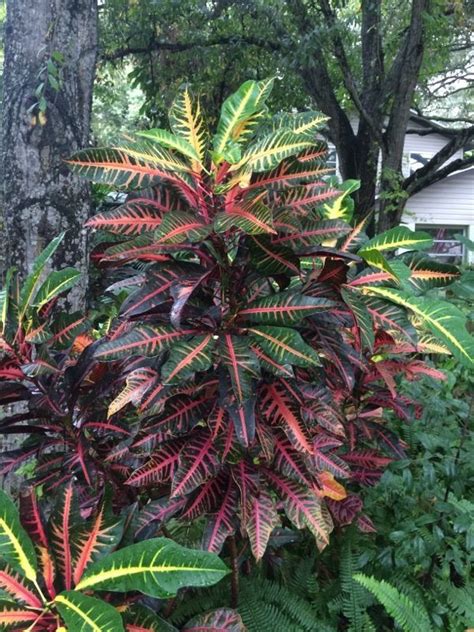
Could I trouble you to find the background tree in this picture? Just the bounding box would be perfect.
[98,0,474,231]
[1,0,97,308]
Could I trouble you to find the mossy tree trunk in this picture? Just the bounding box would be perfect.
[1,0,98,309]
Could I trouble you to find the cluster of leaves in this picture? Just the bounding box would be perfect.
[0,487,233,630]
[161,364,474,631]
[0,78,473,630]
[28,50,64,125]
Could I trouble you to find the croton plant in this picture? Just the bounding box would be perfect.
[0,79,473,569]
[0,487,231,630]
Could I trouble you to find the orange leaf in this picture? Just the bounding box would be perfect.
[318,471,347,501]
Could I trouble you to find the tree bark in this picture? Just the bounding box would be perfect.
[1,0,97,309]
[377,0,429,231]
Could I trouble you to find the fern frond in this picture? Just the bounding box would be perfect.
[170,580,232,625]
[341,544,366,632]
[286,555,317,599]
[438,580,474,627]
[353,573,432,632]
[239,577,322,632]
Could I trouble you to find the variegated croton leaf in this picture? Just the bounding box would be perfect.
[0,489,229,631]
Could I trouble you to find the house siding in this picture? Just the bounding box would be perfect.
[402,170,474,263]
[403,122,463,160]
[328,118,473,262]
[403,170,473,225]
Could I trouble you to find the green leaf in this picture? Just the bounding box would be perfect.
[245,489,279,561]
[361,295,417,342]
[220,334,259,403]
[49,484,79,591]
[0,267,14,335]
[268,111,329,135]
[235,130,315,173]
[213,78,274,163]
[95,326,196,361]
[214,201,275,235]
[454,232,474,251]
[0,490,37,582]
[0,600,39,628]
[72,493,124,586]
[272,219,351,247]
[363,286,474,367]
[161,335,215,384]
[322,179,360,222]
[359,226,432,254]
[55,590,125,632]
[341,287,374,351]
[249,326,320,367]
[399,252,460,293]
[168,85,206,167]
[238,292,334,325]
[75,538,229,598]
[265,470,333,550]
[122,604,178,631]
[358,249,403,284]
[85,199,165,236]
[155,211,210,244]
[19,233,65,322]
[34,268,81,308]
[137,128,202,163]
[249,236,300,276]
[66,144,194,191]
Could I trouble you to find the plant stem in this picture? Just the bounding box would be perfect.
[163,597,178,619]
[229,535,239,608]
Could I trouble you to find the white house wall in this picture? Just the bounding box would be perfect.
[402,170,474,264]
[402,123,463,175]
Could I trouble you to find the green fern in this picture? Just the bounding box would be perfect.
[286,555,318,597]
[170,573,335,632]
[238,597,305,632]
[359,613,377,632]
[341,544,367,632]
[440,581,474,628]
[353,573,432,632]
[239,577,328,632]
[389,572,431,609]
[169,580,233,625]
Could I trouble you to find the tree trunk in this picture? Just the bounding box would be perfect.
[1,0,97,309]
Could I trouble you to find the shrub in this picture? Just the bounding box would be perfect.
[0,79,472,566]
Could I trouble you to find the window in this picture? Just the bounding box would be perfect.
[409,152,431,175]
[415,225,466,264]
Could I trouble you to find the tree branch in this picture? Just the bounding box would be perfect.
[403,127,474,195]
[101,34,281,62]
[317,0,385,147]
[414,114,474,126]
[405,127,472,136]
[382,0,428,102]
